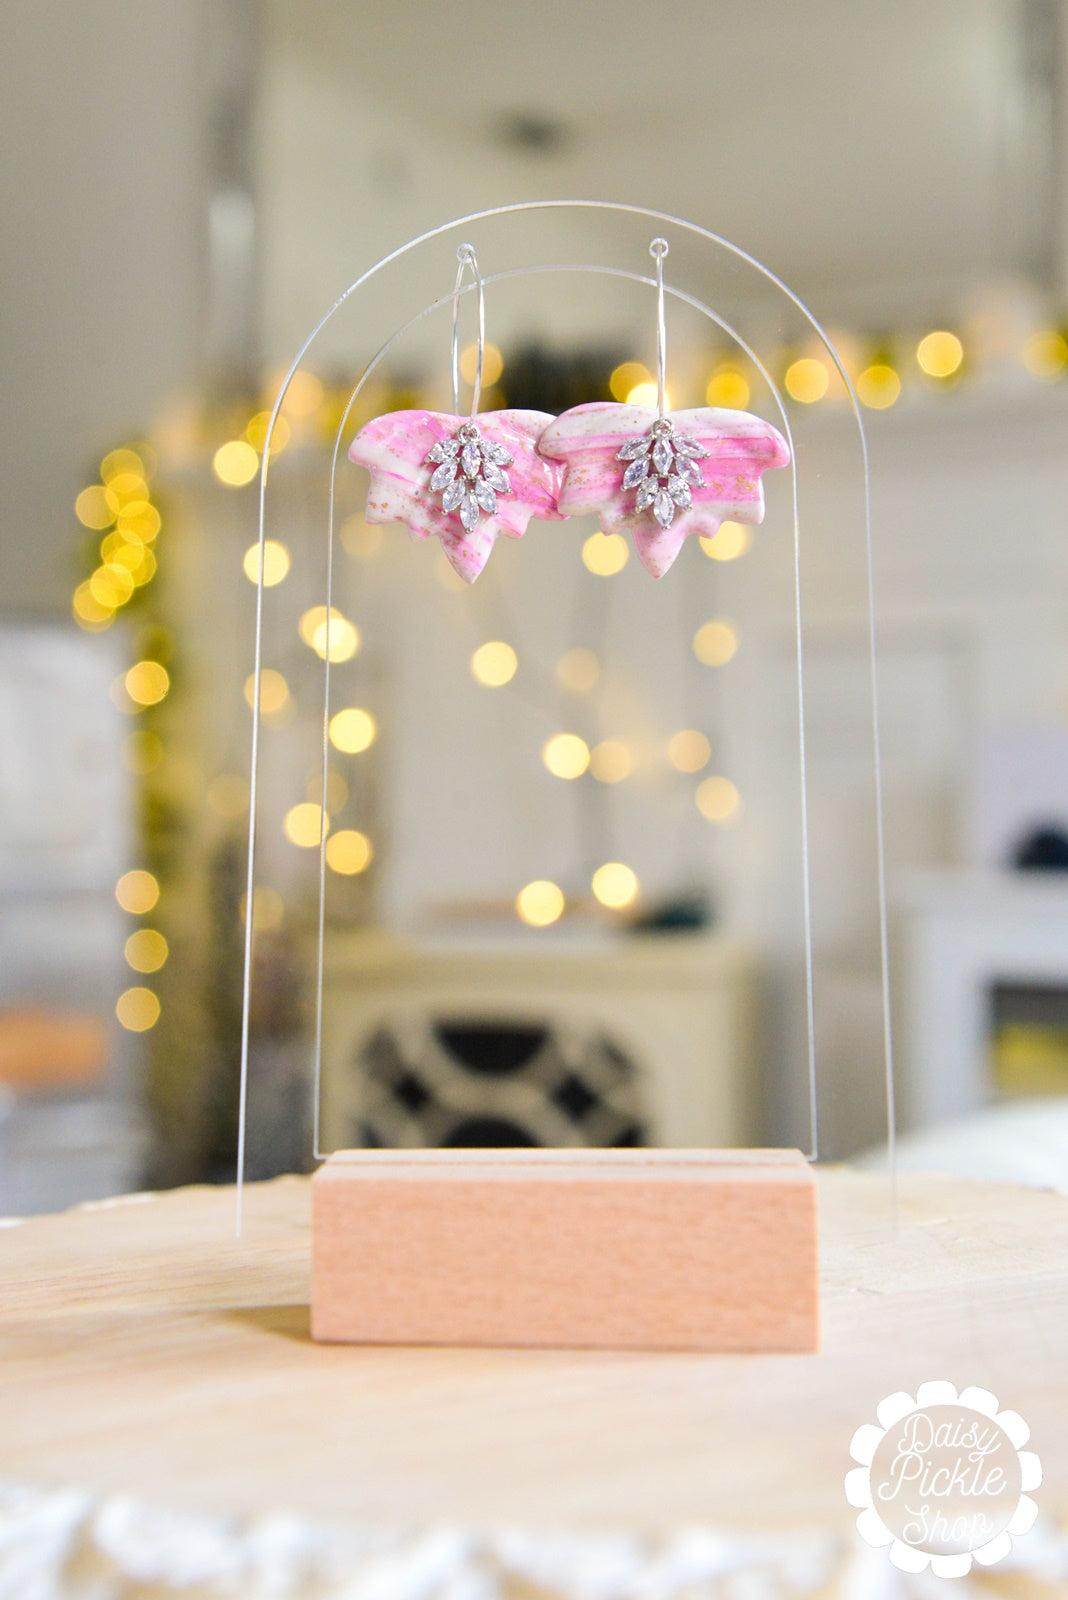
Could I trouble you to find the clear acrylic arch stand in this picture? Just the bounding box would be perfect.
[240,201,894,1352]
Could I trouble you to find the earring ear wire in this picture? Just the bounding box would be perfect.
[451,243,486,418]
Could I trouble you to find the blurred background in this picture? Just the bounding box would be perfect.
[5,0,1068,1212]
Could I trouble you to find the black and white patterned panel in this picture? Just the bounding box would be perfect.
[352,1017,649,1148]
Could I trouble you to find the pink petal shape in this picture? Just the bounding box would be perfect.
[538,402,791,578]
[348,410,564,584]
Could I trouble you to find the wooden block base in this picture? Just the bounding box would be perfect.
[311,1149,818,1352]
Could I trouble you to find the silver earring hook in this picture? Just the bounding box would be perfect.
[451,242,485,419]
[650,237,669,418]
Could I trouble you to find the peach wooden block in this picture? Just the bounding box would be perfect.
[311,1147,818,1352]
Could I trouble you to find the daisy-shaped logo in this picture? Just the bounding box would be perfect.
[846,1380,1041,1578]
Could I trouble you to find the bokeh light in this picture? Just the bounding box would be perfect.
[72,581,114,632]
[299,605,359,662]
[116,987,160,1032]
[856,364,901,410]
[325,829,373,875]
[693,619,739,666]
[101,448,145,484]
[125,929,169,974]
[284,802,328,848]
[75,486,114,530]
[242,539,291,587]
[212,440,259,487]
[460,342,504,386]
[626,380,668,409]
[116,501,161,543]
[125,660,170,707]
[543,733,590,779]
[123,730,163,776]
[280,370,324,417]
[706,366,750,408]
[329,707,377,753]
[669,729,711,772]
[696,776,742,822]
[591,862,639,910]
[582,531,629,576]
[470,640,518,687]
[610,361,650,401]
[244,668,290,717]
[241,885,285,932]
[340,515,383,560]
[115,870,159,915]
[516,879,565,927]
[916,330,963,379]
[245,411,291,454]
[784,357,830,403]
[700,521,752,561]
[589,738,632,783]
[1023,329,1068,379]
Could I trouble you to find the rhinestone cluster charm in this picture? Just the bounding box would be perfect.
[425,422,513,532]
[617,418,708,529]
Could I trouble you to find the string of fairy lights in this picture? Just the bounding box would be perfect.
[73,315,1068,1028]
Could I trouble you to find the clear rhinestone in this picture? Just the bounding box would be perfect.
[430,460,458,491]
[474,478,497,514]
[460,491,479,531]
[622,456,650,490]
[652,438,674,476]
[480,439,513,466]
[635,479,657,511]
[461,442,481,478]
[617,436,652,460]
[673,435,708,460]
[668,475,692,508]
[427,439,458,464]
[483,461,510,493]
[442,478,465,513]
[654,490,675,528]
[678,457,703,486]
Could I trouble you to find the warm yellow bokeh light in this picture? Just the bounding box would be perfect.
[460,342,504,386]
[242,885,285,932]
[589,739,633,784]
[104,473,149,513]
[115,869,160,915]
[299,605,360,662]
[89,563,134,609]
[591,862,639,910]
[326,829,374,876]
[470,640,518,687]
[75,486,114,530]
[116,986,160,1032]
[329,707,377,754]
[244,669,290,717]
[784,357,830,404]
[555,647,601,694]
[516,879,565,927]
[207,773,250,818]
[700,521,752,562]
[116,501,161,543]
[125,928,169,974]
[101,448,145,484]
[543,733,590,780]
[1023,329,1068,379]
[856,364,901,410]
[340,515,383,560]
[706,366,750,409]
[245,411,291,454]
[669,729,711,772]
[125,660,170,707]
[916,330,963,379]
[610,361,650,401]
[284,802,328,848]
[693,618,739,666]
[72,581,114,631]
[213,439,259,487]
[582,531,629,576]
[696,775,742,822]
[280,370,324,418]
[626,380,669,409]
[123,730,163,776]
[242,539,291,587]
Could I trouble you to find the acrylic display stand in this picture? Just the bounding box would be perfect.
[240,201,892,1353]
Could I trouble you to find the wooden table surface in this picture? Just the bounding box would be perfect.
[0,1168,1065,1540]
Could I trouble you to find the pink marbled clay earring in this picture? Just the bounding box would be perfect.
[348,245,564,585]
[538,239,791,579]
